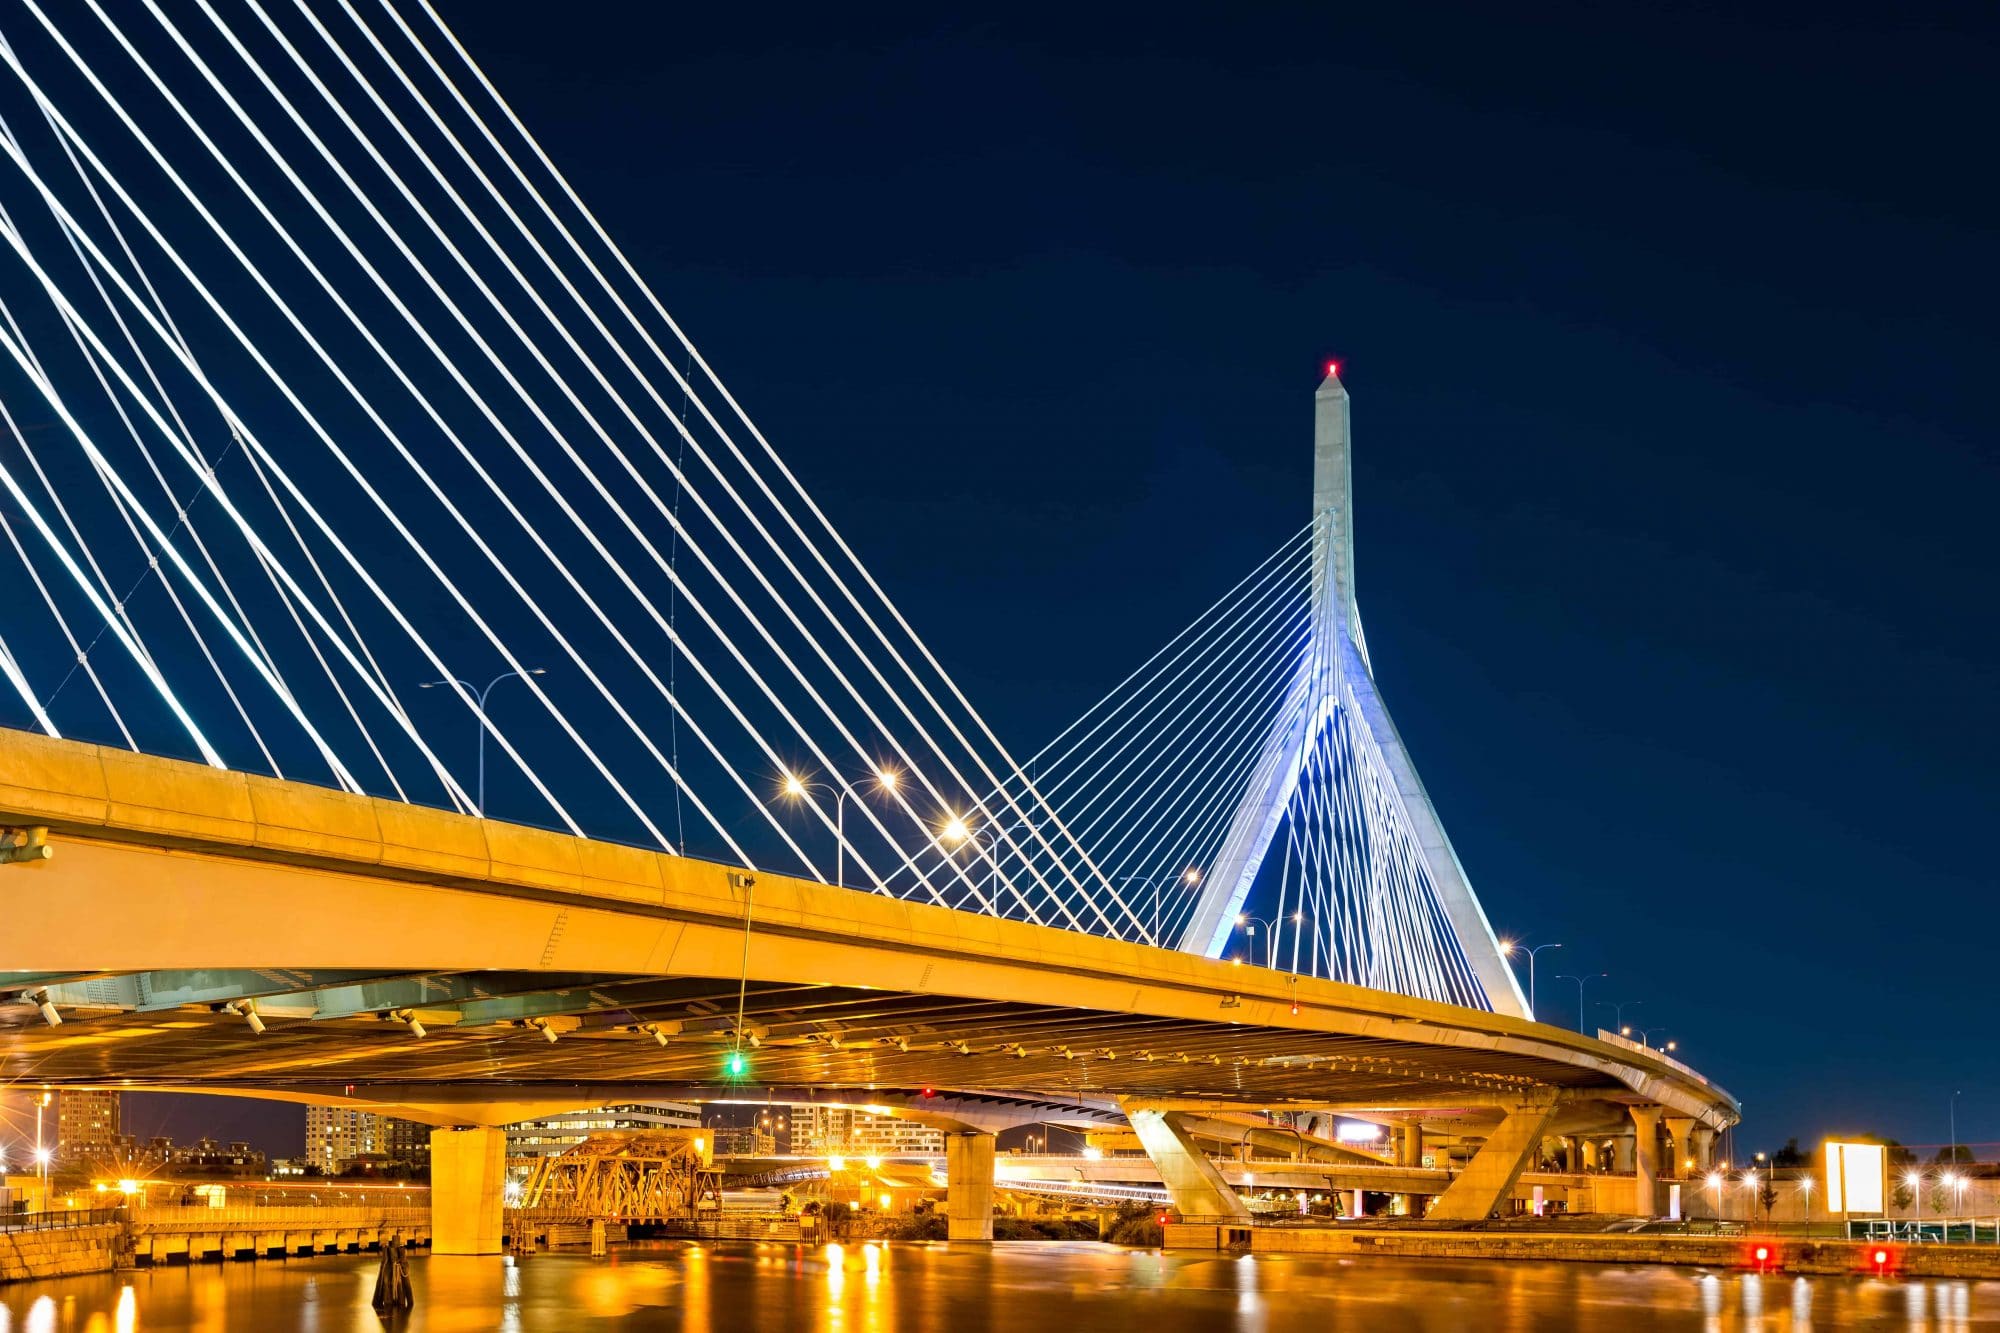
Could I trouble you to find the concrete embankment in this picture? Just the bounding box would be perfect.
[2,1207,430,1284]
[0,1225,119,1282]
[1167,1223,2000,1279]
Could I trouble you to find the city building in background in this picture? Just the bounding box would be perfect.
[789,1106,944,1157]
[710,1125,776,1156]
[54,1091,120,1164]
[380,1118,432,1172]
[504,1103,700,1158]
[305,1106,381,1172]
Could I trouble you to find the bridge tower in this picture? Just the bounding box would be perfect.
[1175,368,1529,1019]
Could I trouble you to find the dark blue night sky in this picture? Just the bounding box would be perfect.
[44,0,2000,1155]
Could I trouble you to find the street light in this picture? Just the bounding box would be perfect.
[1235,914,1283,969]
[1113,868,1203,947]
[1623,1025,1676,1052]
[1499,940,1562,1018]
[1597,999,1644,1033]
[779,766,899,889]
[419,668,548,815]
[34,1091,50,1185]
[1554,973,1608,1035]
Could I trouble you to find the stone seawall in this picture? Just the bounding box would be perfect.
[1166,1223,2000,1279]
[0,1225,118,1282]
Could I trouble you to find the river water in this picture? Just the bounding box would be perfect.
[1,1241,1994,1331]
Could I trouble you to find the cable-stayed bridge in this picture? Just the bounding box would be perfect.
[0,0,1732,1249]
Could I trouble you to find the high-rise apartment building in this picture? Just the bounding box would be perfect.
[305,1105,380,1171]
[54,1090,121,1164]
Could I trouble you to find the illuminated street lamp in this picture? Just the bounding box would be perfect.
[1798,1174,1815,1225]
[1707,1171,1725,1220]
[780,767,896,889]
[419,667,548,815]
[1235,914,1283,968]
[1499,940,1562,1018]
[1906,1169,1926,1223]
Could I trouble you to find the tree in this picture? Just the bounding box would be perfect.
[1759,1177,1778,1222]
[1771,1138,1808,1168]
[1932,1144,1975,1165]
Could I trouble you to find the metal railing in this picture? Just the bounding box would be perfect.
[1849,1218,2000,1245]
[0,1207,126,1233]
[130,1205,428,1229]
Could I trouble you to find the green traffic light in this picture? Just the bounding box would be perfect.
[725,1049,748,1078]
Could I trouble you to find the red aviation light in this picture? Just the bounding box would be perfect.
[1325,360,1340,377]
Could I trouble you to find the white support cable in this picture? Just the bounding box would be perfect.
[1099,631,1313,923]
[994,527,1313,784]
[0,266,289,781]
[994,538,1313,803]
[33,0,676,849]
[1005,565,1310,823]
[0,616,57,737]
[0,291,366,792]
[384,0,1127,924]
[17,4,948,905]
[190,0,1027,914]
[0,497,131,747]
[0,117,481,816]
[1048,616,1309,879]
[19,91,411,797]
[78,0,974,898]
[0,373,221,765]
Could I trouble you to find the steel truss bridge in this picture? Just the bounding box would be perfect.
[0,0,1733,1248]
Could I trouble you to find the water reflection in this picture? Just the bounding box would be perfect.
[6,1245,2000,1330]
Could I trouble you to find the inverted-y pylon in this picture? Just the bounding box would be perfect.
[1175,368,1528,1018]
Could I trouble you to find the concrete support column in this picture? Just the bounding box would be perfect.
[1397,1123,1425,1168]
[1124,1105,1252,1223]
[945,1132,996,1242]
[1350,1188,1365,1218]
[430,1127,506,1256]
[1690,1127,1716,1172]
[1629,1107,1663,1218]
[1559,1136,1578,1172]
[1580,1139,1601,1172]
[1613,1136,1635,1175]
[1663,1117,1696,1179]
[1430,1098,1561,1222]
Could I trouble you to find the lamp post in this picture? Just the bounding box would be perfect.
[1500,940,1562,1018]
[1235,914,1282,968]
[1598,999,1644,1034]
[780,767,899,889]
[1554,973,1607,1035]
[1625,1026,1676,1052]
[419,668,548,815]
[1114,868,1203,947]
[35,1091,50,1185]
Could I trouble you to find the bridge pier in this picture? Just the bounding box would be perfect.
[1429,1098,1561,1222]
[1396,1122,1425,1168]
[431,1127,507,1255]
[945,1132,996,1241]
[1663,1116,1697,1178]
[1629,1106,1662,1217]
[1124,1106,1252,1223]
